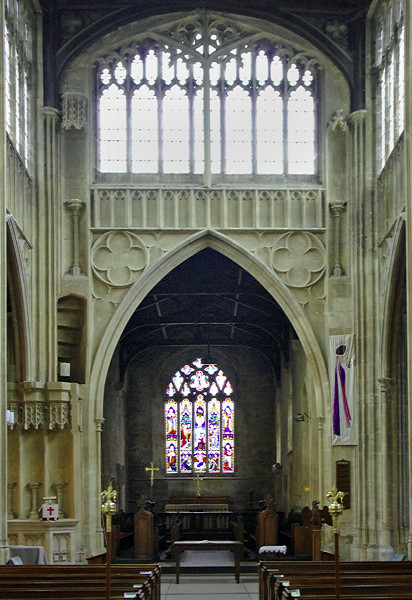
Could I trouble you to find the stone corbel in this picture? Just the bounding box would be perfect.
[327,109,348,133]
[61,93,88,131]
[7,401,22,430]
[45,383,72,430]
[19,382,46,430]
[23,401,46,430]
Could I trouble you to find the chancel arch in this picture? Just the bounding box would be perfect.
[94,233,330,526]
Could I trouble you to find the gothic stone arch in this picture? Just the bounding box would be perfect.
[85,231,330,552]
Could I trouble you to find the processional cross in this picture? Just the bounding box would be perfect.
[145,461,159,498]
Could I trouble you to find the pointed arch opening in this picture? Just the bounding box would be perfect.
[98,241,328,519]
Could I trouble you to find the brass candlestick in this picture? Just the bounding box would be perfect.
[101,483,117,600]
[326,485,344,600]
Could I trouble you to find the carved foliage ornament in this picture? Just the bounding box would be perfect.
[92,231,148,288]
[271,231,325,288]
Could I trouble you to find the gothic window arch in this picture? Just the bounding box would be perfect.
[165,358,234,475]
[95,13,320,185]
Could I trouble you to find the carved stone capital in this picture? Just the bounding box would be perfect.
[95,417,105,432]
[329,200,347,215]
[66,198,85,215]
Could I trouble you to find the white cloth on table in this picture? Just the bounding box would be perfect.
[9,545,48,564]
[259,545,287,554]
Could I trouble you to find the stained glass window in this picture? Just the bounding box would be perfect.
[96,14,319,183]
[165,358,234,474]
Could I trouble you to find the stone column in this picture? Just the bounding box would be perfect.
[42,107,60,381]
[348,108,379,560]
[94,418,106,553]
[65,199,85,276]
[28,482,41,520]
[405,0,412,561]
[378,377,394,559]
[0,0,9,565]
[329,200,346,276]
[54,482,67,518]
[7,482,16,520]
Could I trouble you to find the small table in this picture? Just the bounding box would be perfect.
[173,540,243,583]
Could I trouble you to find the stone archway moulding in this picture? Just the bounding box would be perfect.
[380,213,406,378]
[89,230,330,482]
[6,215,33,381]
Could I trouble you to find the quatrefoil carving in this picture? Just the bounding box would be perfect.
[271,231,325,288]
[92,231,148,287]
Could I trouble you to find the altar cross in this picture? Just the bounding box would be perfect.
[195,473,204,497]
[145,461,159,487]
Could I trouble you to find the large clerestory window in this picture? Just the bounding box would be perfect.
[165,358,234,475]
[4,0,34,170]
[96,14,319,184]
[373,0,405,172]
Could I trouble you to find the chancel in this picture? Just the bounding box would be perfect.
[2,2,412,600]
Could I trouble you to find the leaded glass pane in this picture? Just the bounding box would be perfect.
[257,87,283,174]
[222,398,234,473]
[131,86,158,173]
[288,87,315,174]
[163,87,190,173]
[225,87,252,174]
[208,398,220,472]
[180,398,193,472]
[99,85,127,172]
[166,399,178,473]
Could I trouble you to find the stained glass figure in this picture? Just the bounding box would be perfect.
[165,399,178,473]
[164,359,234,474]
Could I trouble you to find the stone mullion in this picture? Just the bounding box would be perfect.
[0,0,10,566]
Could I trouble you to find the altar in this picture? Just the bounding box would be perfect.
[163,497,233,541]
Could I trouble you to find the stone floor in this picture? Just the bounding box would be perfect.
[159,550,259,599]
[161,574,259,600]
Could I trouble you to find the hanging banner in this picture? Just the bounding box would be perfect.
[330,334,356,445]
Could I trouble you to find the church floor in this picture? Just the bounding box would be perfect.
[160,574,258,600]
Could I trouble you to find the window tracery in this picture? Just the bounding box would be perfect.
[95,13,319,184]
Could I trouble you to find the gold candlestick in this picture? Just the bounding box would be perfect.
[101,482,117,533]
[326,485,345,600]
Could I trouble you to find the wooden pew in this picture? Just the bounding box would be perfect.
[277,574,412,600]
[259,560,412,600]
[0,563,161,600]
